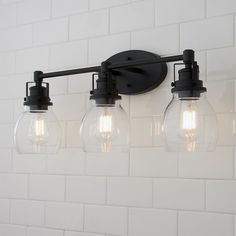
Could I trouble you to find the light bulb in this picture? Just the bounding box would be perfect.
[14,106,61,154]
[180,101,197,152]
[162,93,218,152]
[27,112,49,153]
[182,104,196,130]
[96,108,113,152]
[80,101,129,153]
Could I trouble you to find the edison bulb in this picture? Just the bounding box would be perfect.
[162,93,218,152]
[80,101,129,153]
[29,113,48,142]
[96,108,113,152]
[14,106,61,154]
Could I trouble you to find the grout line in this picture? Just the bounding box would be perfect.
[204,180,207,210]
[177,210,179,236]
[233,148,235,179]
[233,13,235,46]
[105,176,108,204]
[49,0,52,19]
[126,207,129,236]
[204,0,207,18]
[64,176,66,201]
[43,201,46,226]
[82,204,85,231]
[178,23,181,53]
[108,7,111,35]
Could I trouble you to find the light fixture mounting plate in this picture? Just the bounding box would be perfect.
[106,50,167,95]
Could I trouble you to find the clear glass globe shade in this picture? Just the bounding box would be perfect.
[162,93,218,152]
[80,101,129,153]
[14,106,61,154]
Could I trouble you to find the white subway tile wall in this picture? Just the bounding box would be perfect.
[0,0,235,235]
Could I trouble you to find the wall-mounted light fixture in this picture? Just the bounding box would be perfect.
[14,49,218,154]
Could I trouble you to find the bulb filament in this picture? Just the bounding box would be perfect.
[98,108,113,152]
[182,103,197,152]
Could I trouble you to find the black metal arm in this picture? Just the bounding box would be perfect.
[35,54,184,81]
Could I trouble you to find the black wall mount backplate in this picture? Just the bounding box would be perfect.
[106,50,168,95]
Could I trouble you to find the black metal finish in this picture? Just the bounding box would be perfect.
[106,50,168,95]
[23,49,205,106]
[24,71,52,110]
[39,66,101,79]
[108,54,183,70]
[90,62,121,104]
[171,49,206,98]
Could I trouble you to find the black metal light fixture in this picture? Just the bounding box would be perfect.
[14,49,218,154]
[162,50,218,152]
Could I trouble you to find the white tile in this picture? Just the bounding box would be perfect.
[110,0,154,33]
[131,118,153,147]
[207,0,236,16]
[129,208,177,236]
[179,147,234,179]
[0,4,16,28]
[178,211,234,236]
[0,74,30,99]
[156,0,205,25]
[0,199,10,223]
[44,76,68,96]
[0,25,32,51]
[0,149,12,173]
[130,148,178,177]
[29,175,65,201]
[50,40,87,69]
[27,227,63,236]
[0,52,15,75]
[17,0,51,24]
[207,47,236,81]
[180,15,234,50]
[33,18,68,46]
[0,124,13,148]
[13,152,46,174]
[235,217,236,236]
[52,94,86,121]
[16,47,49,73]
[217,113,236,146]
[0,174,28,198]
[52,0,88,17]
[207,180,236,213]
[131,25,179,55]
[154,179,205,210]
[107,177,152,207]
[68,73,93,94]
[46,202,83,231]
[85,205,127,236]
[195,51,207,81]
[0,100,14,123]
[66,176,106,204]
[70,9,108,40]
[2,0,23,3]
[0,224,26,236]
[47,148,85,175]
[131,87,172,117]
[86,152,129,176]
[90,0,130,9]
[66,121,81,147]
[206,80,233,112]
[65,232,104,236]
[11,200,44,226]
[88,33,130,65]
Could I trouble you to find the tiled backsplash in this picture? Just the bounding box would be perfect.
[0,0,235,235]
